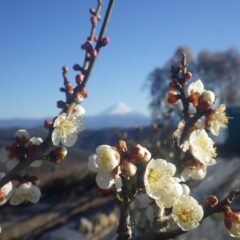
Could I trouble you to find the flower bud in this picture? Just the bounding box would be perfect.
[169,81,178,90]
[75,92,84,104]
[49,147,68,163]
[44,119,53,129]
[205,195,218,208]
[101,37,110,47]
[75,74,84,84]
[15,129,30,144]
[57,100,66,109]
[224,209,240,237]
[66,83,74,93]
[89,8,96,15]
[122,160,137,177]
[166,90,180,106]
[198,90,215,109]
[81,41,92,52]
[90,49,98,58]
[131,144,151,163]
[73,64,83,71]
[62,65,68,74]
[184,72,192,80]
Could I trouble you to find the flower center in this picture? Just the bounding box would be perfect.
[195,136,216,158]
[58,118,76,138]
[100,148,113,170]
[177,206,196,223]
[147,168,172,191]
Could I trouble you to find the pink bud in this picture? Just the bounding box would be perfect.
[91,16,98,27]
[82,88,89,98]
[89,8,96,15]
[101,37,110,47]
[90,49,98,58]
[44,119,53,128]
[75,92,84,104]
[62,65,68,73]
[122,160,137,177]
[73,64,82,71]
[75,74,84,84]
[185,72,192,80]
[66,83,74,93]
[57,100,66,109]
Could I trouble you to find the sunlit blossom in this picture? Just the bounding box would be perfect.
[189,129,216,166]
[144,159,178,200]
[172,195,204,231]
[206,104,228,136]
[52,112,83,147]
[181,160,207,181]
[95,145,120,172]
[9,182,41,206]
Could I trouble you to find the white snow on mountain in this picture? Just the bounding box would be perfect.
[100,102,133,115]
[0,102,151,129]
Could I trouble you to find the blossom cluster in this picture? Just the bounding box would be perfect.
[88,142,151,191]
[87,58,236,237]
[170,78,228,181]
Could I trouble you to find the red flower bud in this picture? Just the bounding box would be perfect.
[73,64,83,71]
[82,88,89,98]
[185,72,192,80]
[205,195,218,208]
[44,119,53,129]
[122,160,137,177]
[75,74,84,84]
[89,8,96,15]
[57,100,66,109]
[62,65,68,74]
[166,91,180,106]
[169,81,178,90]
[101,37,110,47]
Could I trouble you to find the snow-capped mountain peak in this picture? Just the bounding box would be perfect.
[101,102,133,115]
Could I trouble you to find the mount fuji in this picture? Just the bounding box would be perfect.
[85,102,151,129]
[0,103,151,129]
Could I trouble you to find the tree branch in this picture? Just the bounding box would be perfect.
[134,188,240,240]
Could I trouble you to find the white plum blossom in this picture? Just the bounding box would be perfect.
[199,90,215,106]
[88,145,121,191]
[144,159,178,200]
[155,183,190,209]
[181,161,207,181]
[188,79,204,96]
[206,104,228,136]
[173,120,204,152]
[96,171,115,190]
[95,145,120,172]
[52,111,84,147]
[189,129,216,166]
[0,172,13,206]
[172,195,204,231]
[188,80,215,108]
[173,121,189,152]
[9,182,41,206]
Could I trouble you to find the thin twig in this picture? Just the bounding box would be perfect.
[134,188,240,240]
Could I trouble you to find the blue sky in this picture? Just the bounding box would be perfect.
[0,0,240,118]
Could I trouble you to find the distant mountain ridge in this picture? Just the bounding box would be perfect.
[0,103,151,129]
